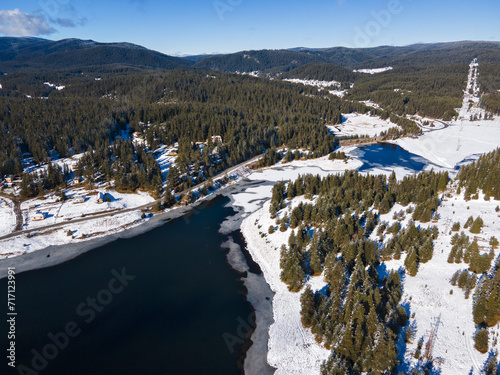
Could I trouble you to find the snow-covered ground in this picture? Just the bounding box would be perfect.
[240,158,500,374]
[21,188,155,230]
[43,82,65,90]
[248,154,362,185]
[282,78,348,97]
[0,197,15,236]
[328,89,348,98]
[376,187,500,374]
[353,66,393,74]
[154,144,177,180]
[360,100,381,109]
[283,78,341,90]
[1,209,147,258]
[391,116,500,169]
[326,113,398,138]
[23,152,83,174]
[241,199,330,375]
[0,188,156,258]
[230,156,362,375]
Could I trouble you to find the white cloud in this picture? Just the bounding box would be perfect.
[0,9,55,36]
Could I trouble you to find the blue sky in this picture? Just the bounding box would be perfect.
[0,0,498,55]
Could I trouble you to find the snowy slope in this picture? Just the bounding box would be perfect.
[378,188,500,374]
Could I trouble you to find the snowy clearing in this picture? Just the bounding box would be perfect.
[283,78,341,89]
[391,116,500,169]
[353,66,393,74]
[43,82,65,90]
[20,188,155,231]
[326,113,398,138]
[0,197,15,236]
[328,89,348,98]
[1,209,146,258]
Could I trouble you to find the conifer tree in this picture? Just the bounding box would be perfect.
[300,286,315,327]
[405,247,419,276]
[474,328,489,353]
[470,216,484,234]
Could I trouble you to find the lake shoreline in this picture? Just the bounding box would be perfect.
[0,178,277,375]
[0,190,224,278]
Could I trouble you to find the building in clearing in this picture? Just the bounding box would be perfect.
[73,196,85,203]
[32,212,46,221]
[97,192,107,203]
[211,135,223,144]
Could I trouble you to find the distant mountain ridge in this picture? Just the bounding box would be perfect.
[0,37,194,72]
[0,37,499,74]
[194,41,500,73]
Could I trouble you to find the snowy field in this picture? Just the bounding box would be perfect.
[326,113,398,138]
[20,188,155,230]
[0,188,156,258]
[0,197,15,236]
[392,58,500,169]
[0,209,146,258]
[392,117,500,169]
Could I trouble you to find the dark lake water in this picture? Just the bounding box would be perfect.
[351,143,431,173]
[1,196,253,375]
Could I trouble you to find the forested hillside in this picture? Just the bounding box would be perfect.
[345,64,466,119]
[267,170,446,373]
[458,148,500,200]
[0,69,342,197]
[194,41,500,73]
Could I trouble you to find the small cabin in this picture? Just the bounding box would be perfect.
[32,212,46,221]
[97,192,107,204]
[4,175,14,183]
[73,196,85,204]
